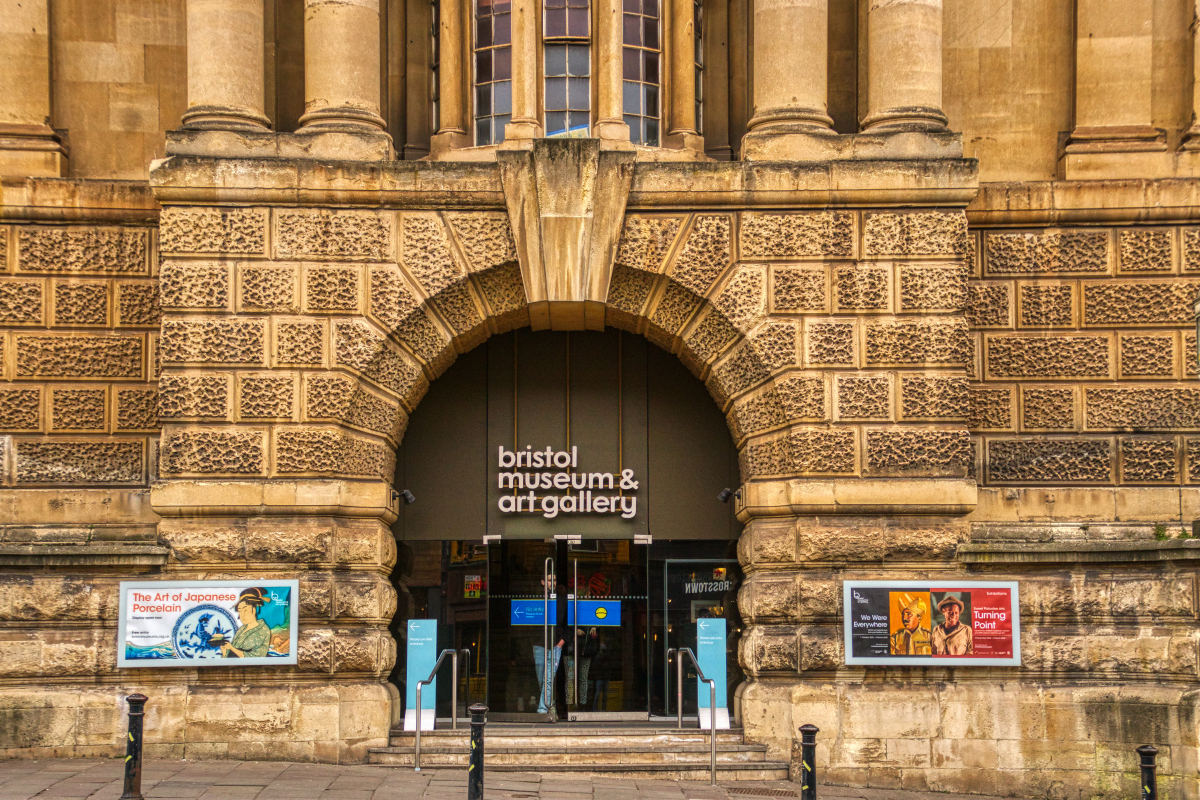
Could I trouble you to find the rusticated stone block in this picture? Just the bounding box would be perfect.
[16,335,143,379]
[160,319,265,365]
[712,265,766,331]
[276,321,325,366]
[15,440,143,483]
[835,266,889,311]
[865,319,971,365]
[1083,280,1200,326]
[240,265,297,312]
[448,212,518,271]
[391,306,451,367]
[0,280,43,324]
[368,266,420,332]
[606,264,655,316]
[649,281,702,334]
[160,261,229,309]
[334,321,426,403]
[771,266,826,313]
[17,226,148,273]
[51,389,106,430]
[160,429,264,475]
[0,389,40,430]
[777,375,827,421]
[1184,229,1200,271]
[836,376,891,420]
[614,216,682,272]
[864,430,970,477]
[116,389,158,431]
[899,264,968,311]
[1120,438,1178,482]
[743,627,798,673]
[52,282,108,325]
[863,211,970,256]
[305,374,405,441]
[116,283,161,326]
[1018,283,1074,327]
[1120,335,1175,378]
[1188,438,1200,482]
[797,524,965,563]
[901,375,969,420]
[987,439,1113,483]
[740,428,856,477]
[239,375,293,419]
[1022,387,1075,430]
[670,215,731,295]
[985,335,1109,379]
[966,282,1011,328]
[402,216,463,295]
[740,211,854,259]
[738,433,800,477]
[1119,230,1173,273]
[158,375,229,419]
[159,207,266,255]
[968,387,1012,430]
[431,280,485,337]
[475,262,527,316]
[277,209,392,261]
[275,428,396,481]
[1187,332,1198,376]
[305,266,360,312]
[806,321,854,366]
[1086,387,1200,429]
[984,229,1109,275]
[683,309,740,365]
[728,390,787,440]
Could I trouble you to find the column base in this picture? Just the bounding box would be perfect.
[663,130,706,154]
[0,124,67,178]
[500,120,545,149]
[298,106,388,133]
[165,129,394,162]
[1181,124,1200,152]
[740,123,842,161]
[430,129,474,156]
[1064,124,1167,154]
[860,106,950,133]
[1059,126,1171,179]
[181,105,272,132]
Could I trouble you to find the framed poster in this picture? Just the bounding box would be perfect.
[118,580,299,668]
[843,580,1020,666]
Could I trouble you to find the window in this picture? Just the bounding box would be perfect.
[693,0,703,135]
[622,0,660,146]
[474,0,513,145]
[431,0,441,134]
[544,0,591,137]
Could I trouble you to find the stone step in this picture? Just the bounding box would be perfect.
[367,743,770,767]
[368,755,790,781]
[387,728,748,749]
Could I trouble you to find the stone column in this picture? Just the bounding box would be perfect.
[432,0,471,150]
[0,0,65,177]
[182,0,271,130]
[299,0,387,131]
[502,0,544,144]
[593,0,630,142]
[1182,0,1200,149]
[740,0,834,159]
[666,0,703,151]
[861,0,947,131]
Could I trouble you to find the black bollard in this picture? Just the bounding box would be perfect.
[467,703,487,800]
[1138,744,1159,800]
[798,724,819,800]
[120,694,148,800]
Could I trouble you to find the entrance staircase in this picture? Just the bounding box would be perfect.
[367,723,790,780]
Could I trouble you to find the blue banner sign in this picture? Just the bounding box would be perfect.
[404,619,437,731]
[509,598,622,626]
[695,617,730,729]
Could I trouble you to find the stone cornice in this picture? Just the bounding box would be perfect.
[0,544,169,567]
[969,179,1200,226]
[0,177,159,222]
[958,540,1200,565]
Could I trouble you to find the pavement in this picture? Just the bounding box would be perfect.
[0,759,1019,800]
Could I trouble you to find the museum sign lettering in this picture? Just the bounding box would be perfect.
[496,446,639,519]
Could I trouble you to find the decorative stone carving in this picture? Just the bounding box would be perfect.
[402,216,464,295]
[863,212,970,256]
[276,428,396,481]
[984,230,1109,275]
[1119,230,1173,273]
[50,389,106,430]
[901,375,969,421]
[899,264,968,311]
[772,266,826,313]
[864,430,971,477]
[1083,281,1200,326]
[160,261,229,309]
[987,438,1112,483]
[158,375,230,419]
[448,212,518,272]
[865,319,971,365]
[1022,387,1075,430]
[0,280,43,324]
[0,389,40,430]
[966,282,1010,328]
[835,266,890,311]
[740,212,854,259]
[669,215,731,296]
[16,335,143,379]
[116,389,159,431]
[17,226,149,273]
[276,321,326,366]
[1120,335,1175,378]
[1120,438,1179,482]
[159,207,267,255]
[1018,284,1074,327]
[160,429,265,475]
[306,266,360,312]
[276,209,392,262]
[116,283,162,326]
[160,319,265,365]
[806,321,854,366]
[836,376,891,419]
[1086,387,1200,429]
[985,335,1110,379]
[968,387,1012,430]
[240,265,297,312]
[52,282,108,326]
[239,375,294,419]
[614,216,683,272]
[15,440,143,484]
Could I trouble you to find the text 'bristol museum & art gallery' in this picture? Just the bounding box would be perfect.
[7,0,1200,796]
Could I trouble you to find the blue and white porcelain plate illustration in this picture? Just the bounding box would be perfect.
[171,604,237,659]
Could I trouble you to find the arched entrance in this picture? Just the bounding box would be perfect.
[389,328,744,723]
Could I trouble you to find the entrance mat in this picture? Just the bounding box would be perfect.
[728,789,798,798]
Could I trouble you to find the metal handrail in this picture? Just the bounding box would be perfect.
[542,557,555,715]
[667,647,718,785]
[413,647,467,771]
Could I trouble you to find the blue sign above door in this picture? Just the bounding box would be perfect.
[510,598,622,626]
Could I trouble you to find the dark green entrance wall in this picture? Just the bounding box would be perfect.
[394,329,742,542]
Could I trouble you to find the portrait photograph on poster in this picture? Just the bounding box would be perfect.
[117,580,300,668]
[843,580,1020,666]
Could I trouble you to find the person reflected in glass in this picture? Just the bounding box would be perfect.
[566,626,599,708]
[217,588,271,658]
[533,578,567,717]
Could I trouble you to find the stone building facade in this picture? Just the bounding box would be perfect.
[1,0,1200,797]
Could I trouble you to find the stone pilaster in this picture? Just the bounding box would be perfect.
[593,0,632,144]
[501,0,544,145]
[431,0,471,152]
[0,0,65,177]
[299,0,387,131]
[861,0,948,132]
[665,0,703,153]
[182,0,272,131]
